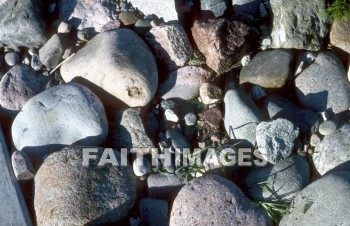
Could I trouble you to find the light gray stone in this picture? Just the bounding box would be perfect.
[133,156,151,177]
[4,52,19,66]
[11,83,108,157]
[270,0,330,50]
[313,124,350,175]
[184,112,197,126]
[318,120,337,136]
[11,151,35,181]
[57,21,71,34]
[128,0,178,22]
[295,52,350,114]
[39,34,64,69]
[256,119,299,164]
[201,0,228,17]
[170,175,271,226]
[224,89,263,146]
[34,146,136,225]
[165,109,179,122]
[280,171,350,225]
[139,198,169,226]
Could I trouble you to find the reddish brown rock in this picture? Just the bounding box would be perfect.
[198,107,222,128]
[191,18,259,74]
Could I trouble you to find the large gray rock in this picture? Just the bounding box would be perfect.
[256,119,299,164]
[280,171,350,225]
[158,66,211,100]
[330,19,350,54]
[244,155,310,201]
[313,123,350,175]
[39,34,64,69]
[240,49,293,88]
[270,0,330,50]
[201,0,228,17]
[0,0,47,48]
[139,198,169,226]
[128,0,178,22]
[114,108,154,155]
[58,0,118,32]
[146,23,193,72]
[224,89,263,146]
[34,146,136,225]
[295,52,350,114]
[60,29,158,107]
[170,175,271,226]
[0,64,48,112]
[12,83,108,157]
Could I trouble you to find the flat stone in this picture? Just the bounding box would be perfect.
[11,151,35,181]
[198,107,222,128]
[128,0,178,22]
[139,198,169,226]
[39,34,64,69]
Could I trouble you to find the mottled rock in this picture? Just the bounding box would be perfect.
[34,146,136,225]
[198,107,222,128]
[139,198,169,226]
[147,173,184,200]
[192,18,259,74]
[318,120,337,136]
[11,151,35,181]
[295,52,350,114]
[128,0,178,22]
[39,34,64,69]
[61,29,158,107]
[330,19,350,54]
[270,0,330,50]
[170,175,271,226]
[158,66,210,100]
[12,83,108,157]
[240,49,293,88]
[199,83,223,105]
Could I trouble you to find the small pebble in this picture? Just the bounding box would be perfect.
[5,52,19,66]
[22,54,31,65]
[11,151,35,180]
[31,54,43,71]
[58,21,72,34]
[28,48,36,56]
[310,133,322,147]
[319,120,337,136]
[303,51,317,63]
[184,112,197,126]
[165,109,179,122]
[241,55,251,66]
[160,99,176,110]
[133,156,151,177]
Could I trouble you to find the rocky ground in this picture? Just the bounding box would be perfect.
[0,0,350,225]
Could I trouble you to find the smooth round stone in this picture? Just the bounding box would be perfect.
[184,112,197,126]
[133,156,151,177]
[4,52,19,66]
[310,133,322,147]
[165,109,179,122]
[318,120,337,136]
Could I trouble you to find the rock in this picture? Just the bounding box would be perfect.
[128,0,178,22]
[244,155,310,201]
[263,95,299,120]
[199,83,223,105]
[114,108,154,155]
[330,19,350,54]
[133,156,151,177]
[240,49,293,88]
[60,29,158,107]
[241,55,251,66]
[34,146,136,225]
[251,86,267,100]
[0,0,47,48]
[310,133,321,147]
[135,19,152,37]
[77,28,97,42]
[160,99,176,110]
[39,34,64,69]
[147,173,184,200]
[318,120,337,136]
[184,112,197,126]
[198,107,222,128]
[101,20,121,32]
[146,24,193,72]
[232,0,261,16]
[0,64,49,112]
[11,151,35,181]
[170,175,271,226]
[119,11,142,26]
[167,129,190,150]
[295,52,350,114]
[313,124,350,175]
[4,52,19,66]
[11,83,108,157]
[31,54,43,71]
[158,66,210,100]
[192,18,259,74]
[224,89,262,146]
[201,0,228,17]
[280,171,350,225]
[57,21,71,34]
[58,0,118,32]
[256,119,299,164]
[139,198,169,226]
[270,0,330,50]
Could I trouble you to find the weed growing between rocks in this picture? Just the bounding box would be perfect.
[326,0,350,21]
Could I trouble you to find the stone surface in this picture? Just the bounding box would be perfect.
[240,49,293,88]
[313,123,350,175]
[114,108,154,155]
[12,83,108,157]
[61,29,158,107]
[0,64,48,112]
[158,66,210,100]
[224,89,262,146]
[4,52,19,66]
[165,109,179,122]
[192,18,259,74]
[199,83,223,105]
[184,112,197,126]
[135,19,152,37]
[256,119,299,164]
[57,21,71,34]
[330,19,350,54]
[198,107,222,128]
[139,198,169,226]
[244,155,310,201]
[128,0,178,22]
[295,52,350,114]
[34,146,136,225]
[147,173,184,200]
[0,0,47,48]
[58,0,118,32]
[280,171,350,225]
[201,0,228,17]
[270,0,330,50]
[170,175,271,226]
[133,156,151,177]
[39,34,64,69]
[11,151,35,181]
[146,23,193,72]
[318,120,337,136]
[119,11,142,26]
[233,0,261,16]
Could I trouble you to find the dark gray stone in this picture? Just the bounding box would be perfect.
[139,198,169,226]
